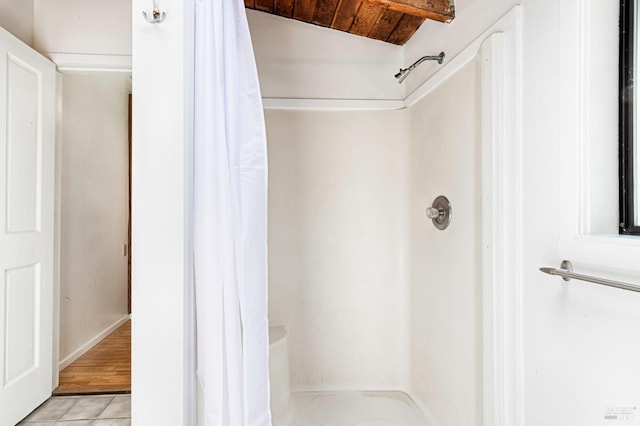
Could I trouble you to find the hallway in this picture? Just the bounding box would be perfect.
[54,321,131,395]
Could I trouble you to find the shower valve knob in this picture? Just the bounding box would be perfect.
[426,207,443,219]
[426,196,452,230]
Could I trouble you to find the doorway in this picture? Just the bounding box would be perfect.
[54,72,132,395]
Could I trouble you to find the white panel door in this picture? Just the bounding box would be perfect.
[0,26,56,426]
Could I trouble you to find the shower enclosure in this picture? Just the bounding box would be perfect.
[265,53,483,426]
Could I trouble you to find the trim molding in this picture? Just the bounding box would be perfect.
[48,53,132,73]
[52,72,63,391]
[58,314,131,371]
[477,7,523,426]
[262,97,405,111]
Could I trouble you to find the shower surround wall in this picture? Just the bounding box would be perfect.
[266,109,411,391]
[408,58,482,425]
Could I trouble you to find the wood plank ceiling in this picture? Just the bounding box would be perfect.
[244,0,455,45]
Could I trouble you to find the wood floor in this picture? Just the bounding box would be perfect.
[54,320,131,395]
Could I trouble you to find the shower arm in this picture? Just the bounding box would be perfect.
[408,52,445,71]
[395,52,445,83]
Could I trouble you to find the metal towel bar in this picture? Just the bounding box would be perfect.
[539,260,640,293]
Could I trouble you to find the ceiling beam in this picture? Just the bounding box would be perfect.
[364,0,454,23]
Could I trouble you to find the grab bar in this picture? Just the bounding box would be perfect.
[539,260,640,293]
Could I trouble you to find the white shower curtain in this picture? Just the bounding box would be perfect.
[193,0,271,425]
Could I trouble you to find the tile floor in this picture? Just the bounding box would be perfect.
[18,394,131,426]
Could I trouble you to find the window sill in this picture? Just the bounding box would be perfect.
[559,233,640,273]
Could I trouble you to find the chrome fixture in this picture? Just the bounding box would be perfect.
[395,52,445,84]
[540,260,640,293]
[426,195,452,230]
[143,0,166,23]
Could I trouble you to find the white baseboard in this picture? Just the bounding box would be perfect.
[58,314,131,371]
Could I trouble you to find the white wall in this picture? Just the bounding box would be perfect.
[520,2,640,423]
[266,108,410,391]
[29,2,403,100]
[408,57,482,425]
[404,0,513,94]
[247,10,404,101]
[131,0,192,423]
[59,73,130,362]
[33,0,131,57]
[406,1,640,425]
[0,0,33,46]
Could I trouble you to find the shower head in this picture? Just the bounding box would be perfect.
[394,51,445,84]
[394,68,411,84]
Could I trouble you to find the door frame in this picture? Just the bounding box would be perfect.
[128,93,132,315]
[52,71,62,390]
[51,64,133,389]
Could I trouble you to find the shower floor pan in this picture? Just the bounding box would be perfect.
[269,326,432,425]
[278,390,433,426]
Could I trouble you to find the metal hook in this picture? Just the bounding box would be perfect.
[143,0,166,23]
